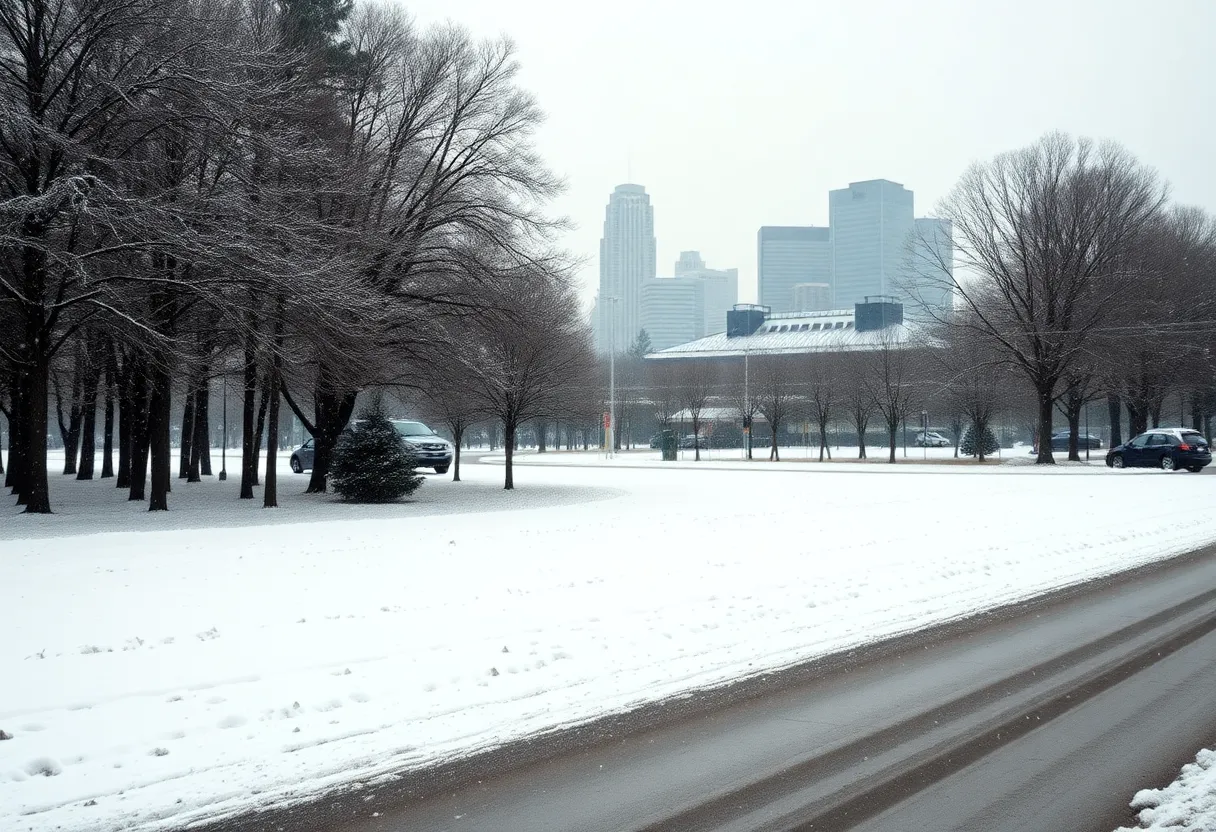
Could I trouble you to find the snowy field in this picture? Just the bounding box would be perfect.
[4,452,1216,831]
[1117,748,1216,830]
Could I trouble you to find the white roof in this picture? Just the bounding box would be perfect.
[646,310,924,360]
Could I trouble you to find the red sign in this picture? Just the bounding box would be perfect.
[603,412,611,430]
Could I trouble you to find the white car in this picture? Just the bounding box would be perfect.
[914,431,951,448]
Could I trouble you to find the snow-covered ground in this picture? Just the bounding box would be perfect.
[3,453,1216,831]
[1116,749,1216,830]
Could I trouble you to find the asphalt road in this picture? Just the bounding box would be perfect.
[214,548,1216,832]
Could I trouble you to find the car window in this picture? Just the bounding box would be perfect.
[1181,432,1207,446]
[302,439,313,449]
[1128,435,1150,448]
[392,420,433,436]
[1146,434,1168,447]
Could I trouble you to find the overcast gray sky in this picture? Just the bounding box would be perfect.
[401,0,1215,310]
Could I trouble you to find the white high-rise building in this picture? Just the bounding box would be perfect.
[596,184,656,354]
[672,250,739,335]
[641,278,706,351]
[828,179,915,310]
[757,227,832,313]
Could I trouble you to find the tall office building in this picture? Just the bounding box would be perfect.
[640,278,706,351]
[828,179,915,309]
[596,184,656,354]
[673,250,739,335]
[757,226,832,313]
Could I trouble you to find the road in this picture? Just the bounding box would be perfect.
[212,547,1216,832]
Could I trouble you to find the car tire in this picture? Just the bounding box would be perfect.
[1111,455,1124,469]
[434,466,449,475]
[1187,466,1203,473]
[1161,455,1176,471]
[290,457,302,474]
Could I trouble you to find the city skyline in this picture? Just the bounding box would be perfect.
[400,0,1216,314]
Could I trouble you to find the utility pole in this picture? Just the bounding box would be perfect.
[607,296,618,458]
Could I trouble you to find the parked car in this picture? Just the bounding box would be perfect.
[914,431,951,448]
[679,434,709,450]
[1105,428,1211,472]
[289,419,454,475]
[289,438,315,473]
[1050,431,1102,451]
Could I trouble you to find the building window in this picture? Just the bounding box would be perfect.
[835,321,845,329]
[779,325,789,333]
[800,324,810,331]
[845,321,854,329]
[811,323,821,331]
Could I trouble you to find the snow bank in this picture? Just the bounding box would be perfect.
[1116,748,1216,830]
[4,459,1216,831]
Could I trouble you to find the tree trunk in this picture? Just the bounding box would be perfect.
[503,420,516,489]
[888,423,898,463]
[1191,392,1203,432]
[101,369,115,478]
[147,365,171,511]
[769,420,780,461]
[1127,398,1148,438]
[1149,397,1162,429]
[128,366,151,501]
[1107,393,1123,449]
[20,354,53,512]
[240,342,258,499]
[191,382,210,478]
[536,419,548,453]
[452,425,464,481]
[117,370,133,490]
[1035,387,1056,464]
[263,368,280,508]
[1067,407,1082,462]
[76,368,99,480]
[178,389,195,479]
[251,378,270,487]
[818,422,831,461]
[692,416,701,461]
[855,414,868,459]
[56,369,83,476]
[4,371,22,493]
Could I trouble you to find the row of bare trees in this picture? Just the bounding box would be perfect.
[915,132,1216,463]
[1,0,590,512]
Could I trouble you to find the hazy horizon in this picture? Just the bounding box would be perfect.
[400,0,1216,313]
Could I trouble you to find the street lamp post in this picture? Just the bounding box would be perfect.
[743,344,750,460]
[219,371,228,481]
[607,297,618,458]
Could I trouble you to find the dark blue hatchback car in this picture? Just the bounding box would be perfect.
[1106,428,1212,472]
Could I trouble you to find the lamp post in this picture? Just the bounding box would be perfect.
[607,296,618,458]
[743,343,750,460]
[218,371,228,481]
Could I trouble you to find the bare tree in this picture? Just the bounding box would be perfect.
[840,353,876,459]
[674,360,718,462]
[866,331,922,463]
[933,132,1168,464]
[457,274,592,489]
[805,353,839,462]
[753,355,799,462]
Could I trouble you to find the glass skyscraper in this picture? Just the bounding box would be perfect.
[757,226,832,313]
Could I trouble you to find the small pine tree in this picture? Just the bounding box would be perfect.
[960,424,1000,457]
[330,400,423,502]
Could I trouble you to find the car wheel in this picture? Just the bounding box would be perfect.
[1187,466,1203,473]
[434,466,449,475]
[1161,455,1176,471]
[1111,455,1124,469]
[290,457,302,474]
